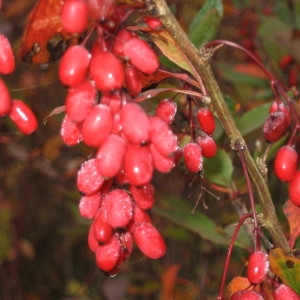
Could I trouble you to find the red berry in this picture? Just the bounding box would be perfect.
[87,0,115,21]
[289,170,300,206]
[274,146,298,182]
[59,45,91,87]
[143,16,163,30]
[247,251,269,284]
[89,51,124,92]
[0,78,12,116]
[269,101,291,126]
[0,34,15,74]
[77,158,104,195]
[79,193,101,220]
[150,143,175,173]
[263,111,289,142]
[65,80,96,122]
[81,104,113,147]
[274,284,299,300]
[96,235,121,272]
[93,206,113,244]
[123,37,159,74]
[113,29,136,57]
[88,223,99,253]
[104,189,133,228]
[9,100,38,135]
[96,134,126,178]
[124,144,153,186]
[133,222,166,259]
[196,135,217,158]
[150,116,178,157]
[120,103,151,144]
[101,92,122,114]
[130,183,155,210]
[240,291,263,300]
[183,143,203,173]
[156,99,177,124]
[197,108,215,135]
[124,65,142,97]
[60,114,82,146]
[61,0,89,34]
[131,202,152,225]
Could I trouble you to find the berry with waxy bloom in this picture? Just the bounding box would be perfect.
[183,142,203,173]
[60,114,82,146]
[247,251,269,284]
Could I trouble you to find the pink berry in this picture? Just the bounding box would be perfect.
[120,103,151,144]
[183,143,203,173]
[77,158,104,195]
[274,284,299,300]
[289,170,300,206]
[9,100,38,135]
[0,78,12,116]
[274,146,298,182]
[156,99,177,124]
[61,0,89,34]
[196,135,217,158]
[150,116,178,157]
[88,223,99,253]
[93,206,113,244]
[79,193,101,220]
[59,45,91,87]
[87,0,115,21]
[101,92,122,114]
[263,111,289,142]
[123,37,159,74]
[96,234,121,272]
[124,144,153,186]
[104,189,133,228]
[0,34,15,74]
[130,183,155,210]
[143,16,163,30]
[247,251,269,284]
[124,65,142,97]
[96,134,126,178]
[240,291,263,300]
[133,222,166,259]
[60,114,82,146]
[81,104,113,147]
[197,108,215,135]
[89,51,124,92]
[65,80,96,122]
[150,143,175,173]
[113,29,136,57]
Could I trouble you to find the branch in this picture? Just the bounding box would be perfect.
[146,0,290,253]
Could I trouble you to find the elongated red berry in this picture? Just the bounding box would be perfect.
[9,100,38,135]
[120,103,151,144]
[59,45,91,87]
[65,80,96,122]
[88,223,99,253]
[89,51,124,91]
[81,104,113,147]
[143,16,163,30]
[247,251,269,284]
[104,189,133,228]
[196,135,217,158]
[96,134,126,178]
[156,99,177,124]
[240,291,263,300]
[0,78,12,116]
[197,108,215,135]
[183,143,203,173]
[263,111,289,142]
[133,222,166,259]
[269,101,291,126]
[289,170,300,206]
[274,284,299,300]
[150,144,175,173]
[96,235,121,272]
[124,65,142,97]
[77,158,104,195]
[130,183,155,210]
[87,0,115,21]
[93,206,113,244]
[60,114,82,146]
[113,29,136,57]
[124,144,153,186]
[79,193,101,220]
[0,34,15,74]
[274,146,298,182]
[123,37,159,74]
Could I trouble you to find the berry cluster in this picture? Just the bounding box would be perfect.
[0,34,37,134]
[57,0,186,274]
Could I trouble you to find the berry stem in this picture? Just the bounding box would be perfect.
[146,0,291,253]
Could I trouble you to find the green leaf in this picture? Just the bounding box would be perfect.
[153,197,229,245]
[236,102,270,136]
[189,8,222,48]
[203,148,233,187]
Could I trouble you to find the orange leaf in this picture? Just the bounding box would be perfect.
[225,276,252,299]
[234,63,268,79]
[160,264,181,300]
[283,199,300,249]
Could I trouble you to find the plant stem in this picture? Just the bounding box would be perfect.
[146,0,290,253]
